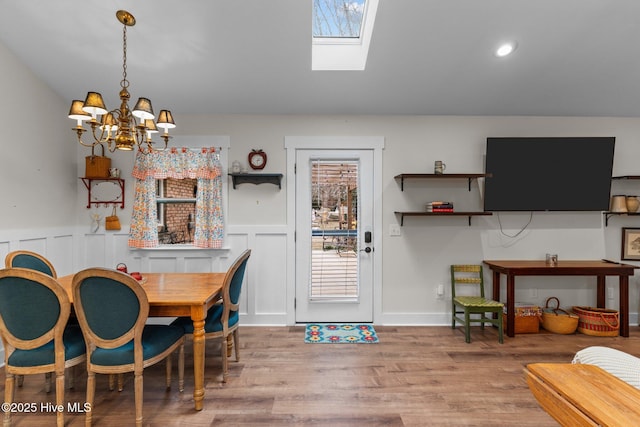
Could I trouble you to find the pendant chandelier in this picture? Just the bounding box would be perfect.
[68,10,175,152]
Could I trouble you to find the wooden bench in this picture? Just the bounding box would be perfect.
[525,363,640,426]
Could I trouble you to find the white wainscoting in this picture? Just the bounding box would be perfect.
[0,225,289,329]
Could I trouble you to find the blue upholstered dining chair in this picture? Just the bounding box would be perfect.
[72,267,185,427]
[5,250,58,278]
[5,250,61,391]
[172,249,251,383]
[0,268,86,427]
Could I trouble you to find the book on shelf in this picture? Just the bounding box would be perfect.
[426,201,454,212]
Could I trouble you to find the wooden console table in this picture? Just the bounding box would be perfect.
[526,363,640,426]
[483,260,637,337]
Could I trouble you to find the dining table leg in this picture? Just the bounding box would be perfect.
[191,310,207,411]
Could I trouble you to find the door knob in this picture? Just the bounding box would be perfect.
[360,247,372,253]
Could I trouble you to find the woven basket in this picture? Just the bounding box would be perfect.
[572,306,619,337]
[541,297,579,334]
[85,144,111,178]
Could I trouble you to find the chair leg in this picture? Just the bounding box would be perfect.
[498,311,504,344]
[134,371,143,427]
[178,344,185,392]
[4,373,14,427]
[16,375,23,388]
[56,370,65,427]
[165,353,172,390]
[233,329,240,362]
[109,374,115,391]
[226,335,233,358]
[118,374,124,392]
[86,372,95,427]
[464,310,471,343]
[221,337,229,383]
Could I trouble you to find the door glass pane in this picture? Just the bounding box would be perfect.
[310,160,359,300]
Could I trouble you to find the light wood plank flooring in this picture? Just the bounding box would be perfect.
[4,325,640,426]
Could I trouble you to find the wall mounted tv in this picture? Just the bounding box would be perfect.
[483,137,615,212]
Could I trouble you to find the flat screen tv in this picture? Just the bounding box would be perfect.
[483,137,615,212]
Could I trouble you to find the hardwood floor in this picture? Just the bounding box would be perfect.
[4,325,640,426]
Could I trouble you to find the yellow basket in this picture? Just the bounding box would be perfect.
[541,297,579,334]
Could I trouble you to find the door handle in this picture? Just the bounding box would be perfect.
[360,247,373,253]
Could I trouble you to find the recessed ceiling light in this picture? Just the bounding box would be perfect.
[495,41,518,57]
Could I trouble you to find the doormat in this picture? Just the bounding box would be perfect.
[304,324,379,344]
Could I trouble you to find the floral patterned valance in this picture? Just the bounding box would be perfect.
[132,147,222,180]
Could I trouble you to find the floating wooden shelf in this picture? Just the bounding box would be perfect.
[394,173,491,191]
[229,173,283,189]
[394,211,492,226]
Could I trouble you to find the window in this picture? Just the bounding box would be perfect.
[313,0,367,38]
[156,178,197,244]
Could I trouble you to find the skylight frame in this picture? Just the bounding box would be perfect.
[312,0,379,71]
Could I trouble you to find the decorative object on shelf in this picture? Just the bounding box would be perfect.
[434,160,446,174]
[621,227,640,260]
[545,253,558,267]
[626,196,640,212]
[108,168,120,178]
[231,160,242,174]
[248,149,267,170]
[105,206,121,231]
[68,10,176,152]
[610,195,628,213]
[85,144,111,178]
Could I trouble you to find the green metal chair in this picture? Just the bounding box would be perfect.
[172,249,251,383]
[72,268,185,427]
[0,268,86,427]
[451,264,504,344]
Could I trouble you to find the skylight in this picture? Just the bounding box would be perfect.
[312,0,379,71]
[313,0,366,38]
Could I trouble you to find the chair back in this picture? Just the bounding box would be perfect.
[451,264,485,299]
[0,268,69,361]
[220,250,251,331]
[5,250,57,278]
[72,268,148,352]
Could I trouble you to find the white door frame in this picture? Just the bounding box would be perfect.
[284,136,384,325]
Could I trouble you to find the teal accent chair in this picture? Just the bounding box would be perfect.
[5,250,57,278]
[451,264,504,344]
[5,251,61,391]
[72,268,185,427]
[0,268,86,427]
[172,249,251,383]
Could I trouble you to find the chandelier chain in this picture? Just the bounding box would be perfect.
[121,23,129,89]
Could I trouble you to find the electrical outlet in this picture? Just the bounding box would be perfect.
[389,224,401,236]
[437,284,445,297]
[607,286,614,299]
[529,288,538,298]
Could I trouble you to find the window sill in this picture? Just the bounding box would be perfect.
[132,245,231,251]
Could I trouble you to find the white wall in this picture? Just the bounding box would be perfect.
[2,39,640,327]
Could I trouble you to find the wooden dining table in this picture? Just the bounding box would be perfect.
[58,272,226,411]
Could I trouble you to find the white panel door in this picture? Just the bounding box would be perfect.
[295,149,374,323]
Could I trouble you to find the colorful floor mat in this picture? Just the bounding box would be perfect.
[304,323,379,343]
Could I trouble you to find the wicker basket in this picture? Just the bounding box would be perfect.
[503,303,542,334]
[85,144,111,178]
[541,297,579,334]
[572,306,619,337]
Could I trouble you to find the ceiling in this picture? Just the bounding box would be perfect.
[2,1,640,117]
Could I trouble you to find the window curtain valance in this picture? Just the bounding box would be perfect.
[128,147,224,249]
